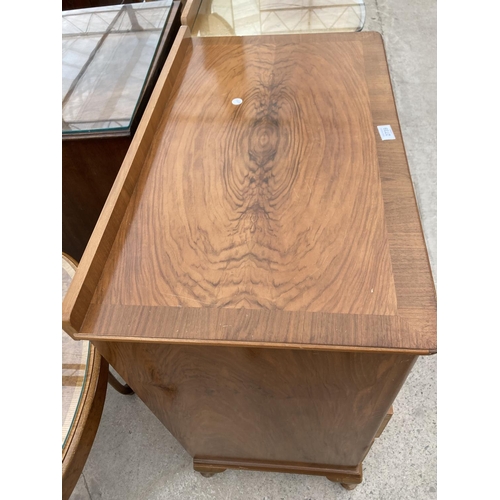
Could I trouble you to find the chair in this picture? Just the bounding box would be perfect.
[62,253,133,500]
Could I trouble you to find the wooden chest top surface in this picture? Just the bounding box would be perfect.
[66,32,436,353]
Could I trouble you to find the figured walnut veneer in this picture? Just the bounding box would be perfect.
[62,30,436,488]
[64,31,435,354]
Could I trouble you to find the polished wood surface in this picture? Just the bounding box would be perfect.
[64,32,436,354]
[93,341,416,477]
[62,31,435,488]
[98,36,395,314]
[63,26,192,336]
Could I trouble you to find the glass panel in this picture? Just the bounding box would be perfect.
[62,0,173,135]
[192,0,365,37]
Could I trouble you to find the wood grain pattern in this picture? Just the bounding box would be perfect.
[61,32,434,487]
[93,341,416,468]
[95,36,396,314]
[82,305,428,353]
[64,32,436,354]
[362,38,436,332]
[62,26,192,338]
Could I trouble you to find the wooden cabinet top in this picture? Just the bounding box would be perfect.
[63,29,436,355]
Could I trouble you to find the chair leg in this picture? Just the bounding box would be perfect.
[108,372,134,395]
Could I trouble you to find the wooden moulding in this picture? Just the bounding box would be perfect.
[63,32,436,355]
[191,404,392,485]
[193,457,363,484]
[180,0,202,29]
[62,26,193,338]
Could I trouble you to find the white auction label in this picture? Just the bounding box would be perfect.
[377,125,396,141]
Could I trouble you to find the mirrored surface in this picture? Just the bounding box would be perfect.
[62,0,173,134]
[192,0,365,37]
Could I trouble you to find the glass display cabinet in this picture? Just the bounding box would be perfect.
[62,0,181,261]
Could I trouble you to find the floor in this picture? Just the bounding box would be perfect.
[70,1,437,498]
